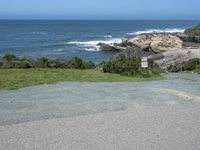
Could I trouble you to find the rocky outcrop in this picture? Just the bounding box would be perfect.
[98,34,183,53]
[184,24,200,36]
[126,34,183,53]
[97,43,119,51]
[97,24,200,69]
[174,24,200,44]
[153,49,200,69]
[176,33,200,44]
[97,43,127,51]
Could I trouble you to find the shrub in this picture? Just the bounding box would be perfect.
[15,60,32,68]
[84,60,95,69]
[167,64,181,72]
[36,57,49,68]
[66,57,85,69]
[167,58,200,72]
[102,53,162,76]
[3,54,16,61]
[148,59,163,74]
[0,54,96,69]
[0,61,2,68]
[183,58,200,71]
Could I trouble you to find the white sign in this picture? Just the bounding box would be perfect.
[141,57,148,68]
[141,61,148,68]
[141,57,148,62]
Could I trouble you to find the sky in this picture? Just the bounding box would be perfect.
[0,0,200,20]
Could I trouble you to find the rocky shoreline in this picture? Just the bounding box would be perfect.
[98,24,200,69]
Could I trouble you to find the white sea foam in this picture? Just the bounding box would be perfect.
[104,35,113,38]
[65,38,122,52]
[31,31,47,35]
[55,48,64,52]
[127,28,185,35]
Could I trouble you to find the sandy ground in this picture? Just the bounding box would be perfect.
[0,73,200,150]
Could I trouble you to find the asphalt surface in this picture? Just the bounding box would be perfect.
[0,73,200,150]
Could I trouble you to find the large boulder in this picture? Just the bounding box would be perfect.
[150,34,183,52]
[127,34,152,50]
[97,43,127,51]
[97,43,118,51]
[126,34,183,53]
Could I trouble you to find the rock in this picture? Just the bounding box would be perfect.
[119,47,152,58]
[127,34,152,50]
[154,49,200,69]
[149,53,165,61]
[151,35,182,52]
[184,23,200,36]
[179,24,200,43]
[176,32,200,43]
[97,43,118,51]
[97,43,127,51]
[126,34,182,53]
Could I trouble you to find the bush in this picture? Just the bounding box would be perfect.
[183,58,200,71]
[148,59,163,75]
[84,60,95,69]
[3,54,17,61]
[102,53,162,76]
[102,54,140,76]
[0,54,96,69]
[36,57,49,68]
[67,57,95,69]
[67,57,85,69]
[14,60,32,68]
[167,64,181,72]
[167,58,200,72]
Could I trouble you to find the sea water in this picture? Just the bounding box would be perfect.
[0,20,199,63]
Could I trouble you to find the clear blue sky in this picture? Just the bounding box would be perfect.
[0,0,200,20]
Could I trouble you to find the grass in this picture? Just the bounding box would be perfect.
[0,69,163,90]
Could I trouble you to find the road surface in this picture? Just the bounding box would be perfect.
[0,73,200,150]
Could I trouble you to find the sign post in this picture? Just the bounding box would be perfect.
[141,57,148,68]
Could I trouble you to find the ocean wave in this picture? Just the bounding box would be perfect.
[31,31,47,35]
[104,35,113,38]
[65,38,122,52]
[127,28,185,35]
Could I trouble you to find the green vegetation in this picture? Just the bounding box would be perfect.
[167,64,181,72]
[184,24,200,36]
[101,54,162,77]
[183,58,200,71]
[195,69,200,74]
[167,58,200,72]
[0,54,163,90]
[0,55,95,69]
[0,69,162,90]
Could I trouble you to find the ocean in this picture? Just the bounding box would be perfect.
[0,20,199,63]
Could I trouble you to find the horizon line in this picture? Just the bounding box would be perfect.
[0,19,200,21]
